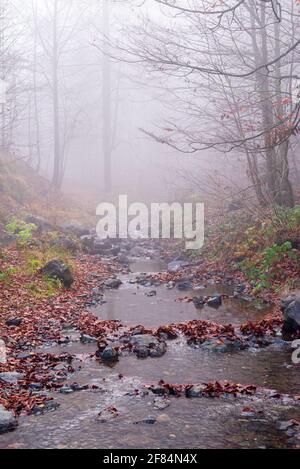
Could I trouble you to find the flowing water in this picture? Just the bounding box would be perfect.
[0,258,300,449]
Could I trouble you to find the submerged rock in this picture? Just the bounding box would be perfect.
[207,295,222,308]
[193,297,205,309]
[134,415,156,425]
[0,405,18,434]
[98,346,119,363]
[177,281,192,291]
[201,338,244,353]
[80,333,97,344]
[42,260,74,288]
[105,278,122,289]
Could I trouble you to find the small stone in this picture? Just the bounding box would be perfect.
[193,297,205,309]
[154,397,171,410]
[105,278,122,289]
[0,372,24,385]
[100,346,119,363]
[145,290,157,297]
[177,281,192,291]
[134,415,156,425]
[5,318,22,327]
[207,295,222,308]
[80,334,97,344]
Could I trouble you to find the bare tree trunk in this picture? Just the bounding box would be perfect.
[32,0,41,173]
[52,0,61,189]
[102,0,112,193]
[273,11,294,207]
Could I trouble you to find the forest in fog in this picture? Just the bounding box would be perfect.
[1,0,300,453]
[1,0,299,206]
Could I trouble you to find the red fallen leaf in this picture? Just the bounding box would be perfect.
[242,407,255,413]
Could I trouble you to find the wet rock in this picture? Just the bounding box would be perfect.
[168,260,187,273]
[0,404,18,434]
[97,406,118,422]
[149,385,167,396]
[186,384,206,398]
[31,400,60,415]
[153,397,171,410]
[192,297,205,309]
[5,317,22,327]
[166,281,175,290]
[207,295,222,308]
[0,372,24,385]
[134,345,149,359]
[135,273,150,286]
[80,333,97,344]
[177,281,192,291]
[201,338,244,353]
[99,346,119,363]
[281,293,300,338]
[70,383,89,392]
[28,383,43,391]
[129,334,167,358]
[59,386,74,395]
[145,290,157,297]
[234,283,246,294]
[134,415,156,425]
[42,260,74,288]
[130,334,158,347]
[105,278,122,289]
[149,341,167,358]
[117,254,129,265]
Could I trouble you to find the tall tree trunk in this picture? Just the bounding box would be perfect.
[52,0,61,189]
[32,0,41,173]
[102,0,112,193]
[273,11,294,207]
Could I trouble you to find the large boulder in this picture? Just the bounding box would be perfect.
[0,404,18,434]
[281,293,300,338]
[129,334,167,358]
[42,260,74,288]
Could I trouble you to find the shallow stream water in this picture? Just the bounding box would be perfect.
[0,258,299,449]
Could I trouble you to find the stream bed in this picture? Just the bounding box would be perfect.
[0,258,300,449]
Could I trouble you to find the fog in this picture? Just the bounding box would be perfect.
[1,0,299,208]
